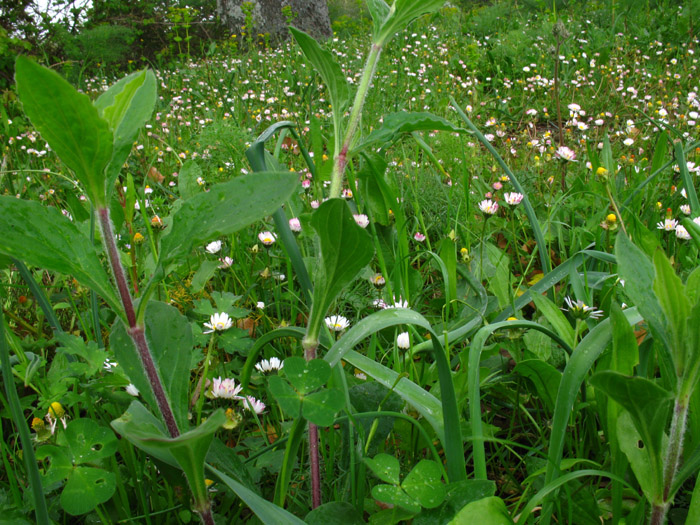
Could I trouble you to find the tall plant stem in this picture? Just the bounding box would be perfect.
[651,393,690,525]
[302,335,322,508]
[329,42,383,199]
[97,207,180,438]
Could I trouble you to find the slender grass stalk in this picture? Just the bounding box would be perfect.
[0,300,50,525]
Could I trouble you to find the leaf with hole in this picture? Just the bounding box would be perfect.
[36,419,117,515]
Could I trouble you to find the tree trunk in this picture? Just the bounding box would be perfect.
[216,0,332,42]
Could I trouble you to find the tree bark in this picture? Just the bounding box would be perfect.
[217,0,332,41]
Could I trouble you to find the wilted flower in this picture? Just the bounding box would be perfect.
[210,377,243,399]
[46,402,69,434]
[353,214,369,228]
[396,332,410,349]
[206,240,222,254]
[258,231,277,246]
[372,274,385,286]
[325,315,350,332]
[218,256,234,269]
[504,192,524,205]
[562,296,603,320]
[203,312,233,334]
[125,384,140,397]
[676,224,691,240]
[289,218,302,232]
[241,396,266,414]
[255,357,283,373]
[478,199,499,215]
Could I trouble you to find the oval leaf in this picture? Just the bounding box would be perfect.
[158,171,298,270]
[15,56,113,206]
[0,197,120,311]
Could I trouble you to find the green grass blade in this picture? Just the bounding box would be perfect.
[0,304,50,524]
[207,465,306,524]
[518,469,635,524]
[469,320,574,480]
[675,141,700,215]
[325,308,465,481]
[543,308,643,488]
[12,258,63,336]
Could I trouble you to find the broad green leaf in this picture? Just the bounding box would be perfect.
[356,112,465,153]
[61,467,115,516]
[307,199,374,340]
[366,0,390,37]
[675,141,700,214]
[652,249,690,373]
[365,453,400,484]
[267,375,301,417]
[111,301,193,431]
[305,502,364,525]
[449,496,514,524]
[531,294,575,349]
[178,159,204,200]
[616,411,658,502]
[685,300,700,387]
[615,234,670,351]
[289,27,349,136]
[302,388,345,426]
[414,480,497,525]
[283,356,331,394]
[96,70,157,197]
[0,197,120,312]
[191,260,220,293]
[372,484,421,514]
[374,0,446,46]
[590,370,671,495]
[686,266,700,306]
[158,172,298,271]
[111,401,226,509]
[358,153,394,225]
[610,302,638,376]
[513,360,561,411]
[208,465,306,524]
[402,460,446,509]
[55,333,107,377]
[15,56,113,206]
